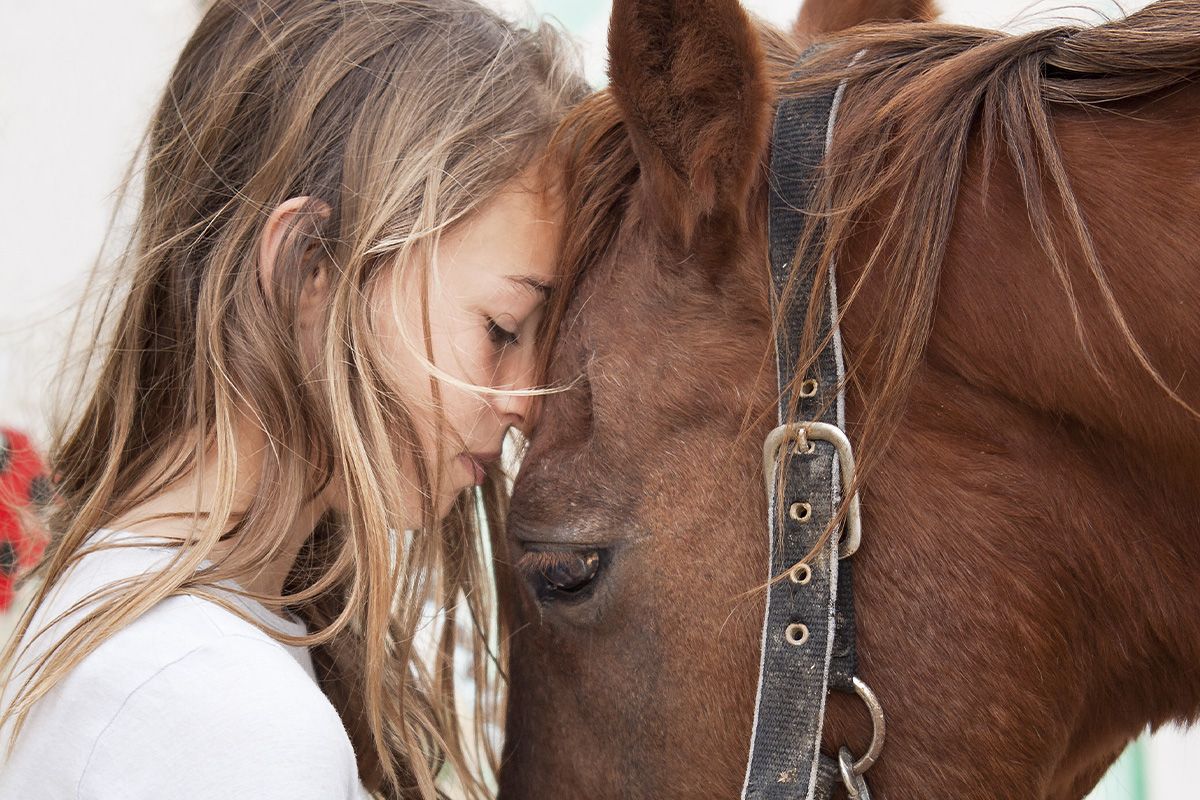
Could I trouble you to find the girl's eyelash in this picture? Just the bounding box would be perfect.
[486,317,519,347]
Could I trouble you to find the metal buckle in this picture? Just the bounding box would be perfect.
[761,421,863,557]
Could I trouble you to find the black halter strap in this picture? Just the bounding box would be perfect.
[742,49,879,800]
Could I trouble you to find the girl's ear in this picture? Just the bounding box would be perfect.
[258,196,333,330]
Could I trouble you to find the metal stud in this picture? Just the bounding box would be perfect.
[787,562,812,585]
[784,622,809,646]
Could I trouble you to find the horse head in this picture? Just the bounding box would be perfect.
[499,0,1200,796]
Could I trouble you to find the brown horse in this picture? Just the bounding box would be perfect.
[498,0,1200,797]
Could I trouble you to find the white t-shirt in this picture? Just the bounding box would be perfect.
[0,528,373,799]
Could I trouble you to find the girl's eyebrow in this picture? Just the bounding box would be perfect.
[506,274,555,299]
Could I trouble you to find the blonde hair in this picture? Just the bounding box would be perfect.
[0,1,586,796]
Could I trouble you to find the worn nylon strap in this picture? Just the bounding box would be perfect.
[742,50,857,800]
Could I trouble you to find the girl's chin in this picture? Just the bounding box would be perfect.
[432,482,475,521]
[455,453,487,486]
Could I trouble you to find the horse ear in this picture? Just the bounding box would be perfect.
[793,0,937,42]
[608,0,771,244]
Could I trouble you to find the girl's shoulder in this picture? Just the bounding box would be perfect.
[69,632,362,798]
[3,616,363,798]
[0,531,366,799]
[17,528,317,683]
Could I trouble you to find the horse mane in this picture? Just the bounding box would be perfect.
[771,0,1200,522]
[538,92,638,385]
[546,0,1200,512]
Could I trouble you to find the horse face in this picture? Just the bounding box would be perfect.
[501,213,774,797]
[499,0,777,795]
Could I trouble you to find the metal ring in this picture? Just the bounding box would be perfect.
[799,378,819,397]
[787,562,812,585]
[838,747,872,799]
[784,622,809,646]
[848,676,886,774]
[788,501,812,522]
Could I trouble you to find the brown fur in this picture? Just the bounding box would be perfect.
[499,0,1200,797]
[794,0,938,44]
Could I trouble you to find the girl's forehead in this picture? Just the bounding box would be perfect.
[437,185,562,282]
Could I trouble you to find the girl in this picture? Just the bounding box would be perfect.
[0,1,586,797]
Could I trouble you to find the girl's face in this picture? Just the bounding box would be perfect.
[371,175,560,520]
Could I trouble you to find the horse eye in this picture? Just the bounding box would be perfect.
[516,547,603,603]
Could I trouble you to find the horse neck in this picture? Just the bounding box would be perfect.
[952,98,1200,458]
[917,85,1200,730]
[751,27,1200,792]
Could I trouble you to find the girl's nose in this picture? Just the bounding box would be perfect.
[490,352,536,429]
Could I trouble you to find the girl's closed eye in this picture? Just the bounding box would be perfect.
[487,316,520,347]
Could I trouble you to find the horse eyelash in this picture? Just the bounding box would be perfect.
[514,549,569,582]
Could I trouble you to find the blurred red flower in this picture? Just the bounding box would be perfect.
[0,428,52,612]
